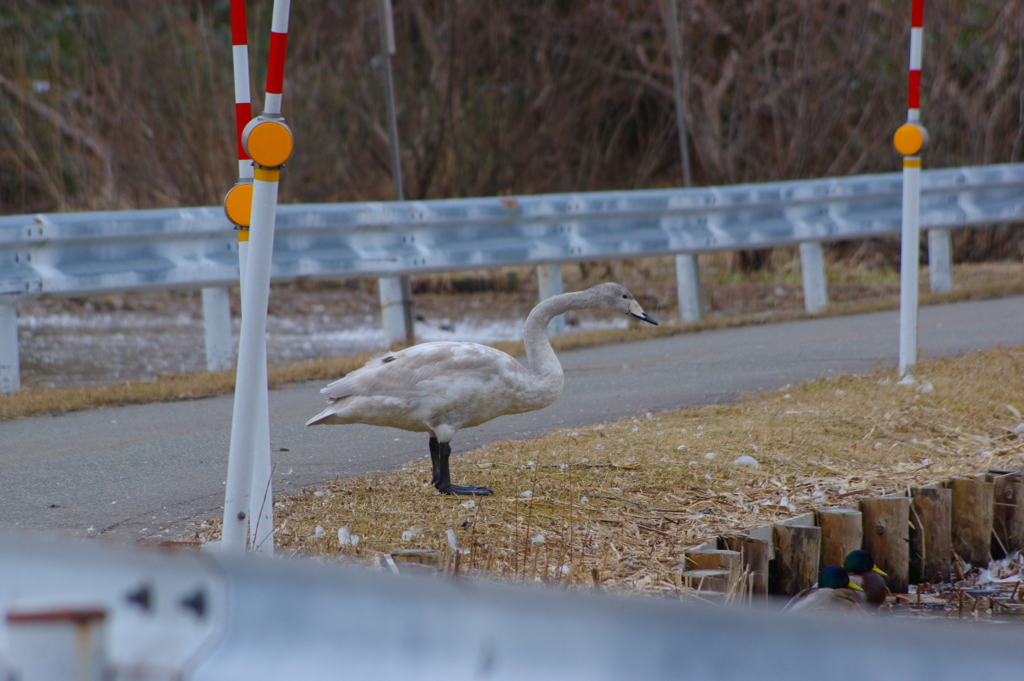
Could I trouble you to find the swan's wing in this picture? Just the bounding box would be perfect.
[319,342,526,402]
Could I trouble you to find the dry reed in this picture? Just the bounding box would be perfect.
[183,346,1024,596]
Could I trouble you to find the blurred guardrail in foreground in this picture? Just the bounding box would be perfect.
[1,163,1022,392]
[1,532,1023,680]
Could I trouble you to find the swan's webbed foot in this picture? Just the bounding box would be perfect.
[437,482,493,496]
[429,437,493,496]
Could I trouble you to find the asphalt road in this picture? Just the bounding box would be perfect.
[2,296,1021,541]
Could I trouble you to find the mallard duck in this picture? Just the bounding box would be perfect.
[783,565,865,614]
[844,549,889,607]
[307,283,657,496]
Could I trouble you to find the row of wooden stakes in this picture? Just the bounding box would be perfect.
[680,468,1024,599]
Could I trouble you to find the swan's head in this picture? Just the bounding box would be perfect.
[592,283,658,326]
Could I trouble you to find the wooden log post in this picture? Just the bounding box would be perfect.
[990,471,1024,558]
[817,508,863,569]
[683,548,743,599]
[723,533,770,598]
[947,476,994,567]
[683,549,741,573]
[860,495,910,593]
[769,524,820,597]
[909,484,952,584]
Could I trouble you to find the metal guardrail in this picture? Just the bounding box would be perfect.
[1,163,1022,392]
[2,163,1023,300]
[1,533,1023,680]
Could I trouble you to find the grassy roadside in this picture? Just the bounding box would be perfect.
[184,347,1024,596]
[3,274,1023,422]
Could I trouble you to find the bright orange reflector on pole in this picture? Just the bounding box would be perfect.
[894,123,927,156]
[224,182,254,227]
[244,119,293,169]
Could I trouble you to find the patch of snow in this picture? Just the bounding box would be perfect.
[732,455,760,469]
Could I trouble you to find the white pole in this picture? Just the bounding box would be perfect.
[898,159,922,377]
[223,175,280,551]
[237,242,275,554]
[895,0,926,378]
[222,0,292,553]
[0,302,19,393]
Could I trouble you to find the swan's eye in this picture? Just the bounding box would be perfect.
[622,294,628,299]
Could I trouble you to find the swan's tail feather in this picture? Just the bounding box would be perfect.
[305,407,337,427]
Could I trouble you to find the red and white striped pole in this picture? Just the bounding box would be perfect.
[231,0,254,181]
[223,0,294,554]
[222,0,276,555]
[895,0,928,377]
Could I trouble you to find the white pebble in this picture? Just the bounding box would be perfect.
[705,452,717,460]
[917,381,934,393]
[874,442,882,450]
[677,445,688,451]
[732,455,760,469]
[531,533,546,544]
[980,451,993,458]
[401,526,423,542]
[520,490,534,498]
[460,500,477,510]
[314,526,326,538]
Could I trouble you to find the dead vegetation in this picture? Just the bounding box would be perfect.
[182,347,1024,596]
[2,1,1022,260]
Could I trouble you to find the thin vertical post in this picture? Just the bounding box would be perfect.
[662,0,692,187]
[895,0,927,377]
[201,287,234,372]
[675,253,702,323]
[798,241,829,313]
[223,0,293,553]
[0,303,19,393]
[928,228,952,293]
[376,0,415,348]
[662,0,703,323]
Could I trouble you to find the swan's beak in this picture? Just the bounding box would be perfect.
[627,301,658,325]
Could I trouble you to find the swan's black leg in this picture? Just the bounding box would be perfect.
[429,437,442,487]
[434,441,493,496]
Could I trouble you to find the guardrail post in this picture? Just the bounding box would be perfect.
[379,276,414,347]
[0,303,19,393]
[5,608,108,681]
[675,253,703,323]
[798,241,829,313]
[536,263,565,336]
[927,228,952,293]
[201,287,234,372]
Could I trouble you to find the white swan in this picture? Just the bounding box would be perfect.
[306,282,658,495]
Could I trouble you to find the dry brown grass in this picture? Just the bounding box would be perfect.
[186,346,1024,596]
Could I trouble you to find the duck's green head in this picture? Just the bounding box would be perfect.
[818,565,863,591]
[844,549,888,577]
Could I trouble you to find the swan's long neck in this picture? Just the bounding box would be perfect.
[522,289,594,381]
